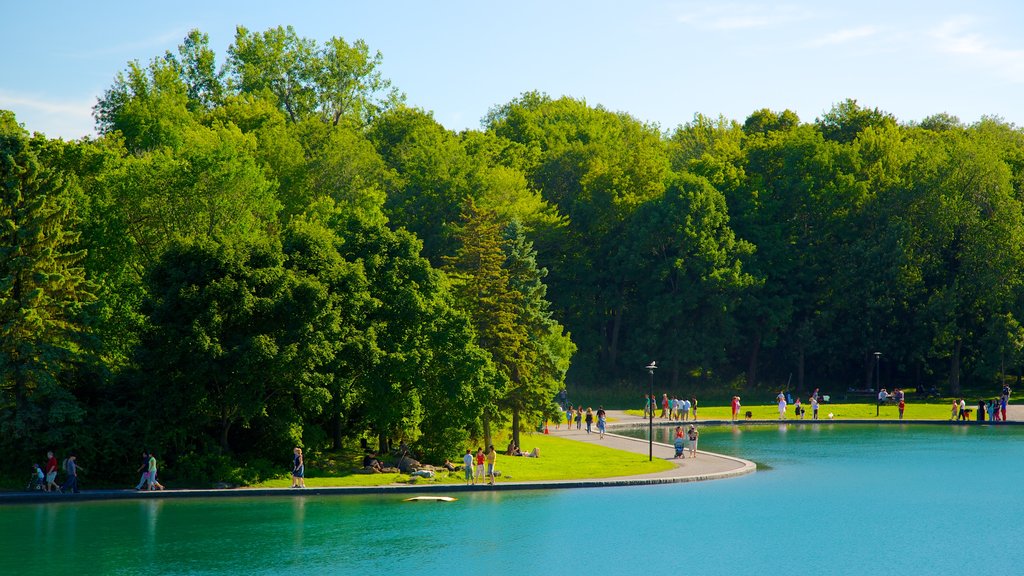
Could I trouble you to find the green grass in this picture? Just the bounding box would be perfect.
[625,402,964,420]
[254,432,675,488]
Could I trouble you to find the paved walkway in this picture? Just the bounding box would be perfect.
[549,410,754,482]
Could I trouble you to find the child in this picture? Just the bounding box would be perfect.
[29,464,44,490]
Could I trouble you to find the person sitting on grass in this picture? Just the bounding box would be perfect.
[362,451,383,473]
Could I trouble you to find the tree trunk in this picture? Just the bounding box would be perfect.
[511,408,521,450]
[331,413,342,451]
[220,418,232,453]
[949,337,962,395]
[746,331,761,390]
[608,307,623,370]
[797,348,805,392]
[377,432,389,456]
[482,416,492,451]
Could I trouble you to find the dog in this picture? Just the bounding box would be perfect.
[745,410,753,420]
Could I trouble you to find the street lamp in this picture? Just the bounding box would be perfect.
[874,352,882,391]
[646,361,657,461]
[874,352,883,416]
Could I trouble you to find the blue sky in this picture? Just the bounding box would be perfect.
[3,1,1022,139]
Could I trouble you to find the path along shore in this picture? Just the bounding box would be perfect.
[0,410,754,505]
[7,406,1021,505]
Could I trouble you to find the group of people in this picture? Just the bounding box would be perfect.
[643,394,699,421]
[958,385,1011,422]
[27,451,85,494]
[672,425,699,458]
[777,389,827,420]
[877,388,907,419]
[563,406,607,437]
[461,446,498,485]
[133,451,165,491]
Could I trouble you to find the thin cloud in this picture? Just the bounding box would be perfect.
[674,2,813,31]
[64,26,192,60]
[931,16,1024,81]
[0,89,95,139]
[808,25,879,47]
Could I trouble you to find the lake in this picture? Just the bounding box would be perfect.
[2,423,1020,575]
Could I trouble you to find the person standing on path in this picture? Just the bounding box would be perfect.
[463,449,475,485]
[44,451,60,493]
[585,408,594,434]
[690,396,698,420]
[687,425,699,458]
[575,406,583,430]
[731,396,741,421]
[777,392,787,420]
[811,396,819,420]
[291,447,305,488]
[134,451,150,490]
[475,447,485,480]
[643,394,651,418]
[661,394,669,419]
[596,406,607,438]
[898,398,905,420]
[485,445,497,485]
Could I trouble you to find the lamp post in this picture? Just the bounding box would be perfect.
[874,352,882,390]
[873,351,882,416]
[646,361,657,461]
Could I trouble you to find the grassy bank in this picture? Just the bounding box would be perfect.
[254,432,675,488]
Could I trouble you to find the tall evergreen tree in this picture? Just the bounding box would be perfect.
[502,219,574,448]
[446,199,524,447]
[0,112,95,446]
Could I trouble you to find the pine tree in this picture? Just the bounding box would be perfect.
[446,198,524,447]
[502,219,574,447]
[0,112,94,443]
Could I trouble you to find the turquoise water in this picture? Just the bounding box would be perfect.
[2,424,1022,575]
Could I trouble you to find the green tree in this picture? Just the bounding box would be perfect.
[502,219,574,447]
[446,199,524,447]
[140,238,323,453]
[0,112,95,446]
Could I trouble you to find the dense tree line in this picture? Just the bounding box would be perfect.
[3,26,1024,481]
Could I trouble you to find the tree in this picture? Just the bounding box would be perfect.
[501,219,574,448]
[445,199,524,447]
[140,238,324,453]
[0,112,95,447]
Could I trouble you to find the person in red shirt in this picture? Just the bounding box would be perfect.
[44,451,60,493]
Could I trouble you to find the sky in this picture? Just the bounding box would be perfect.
[2,0,1023,139]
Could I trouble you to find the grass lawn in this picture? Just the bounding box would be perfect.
[254,432,675,488]
[626,402,964,421]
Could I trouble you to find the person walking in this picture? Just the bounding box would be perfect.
[691,396,698,420]
[661,394,669,419]
[777,392,787,420]
[463,449,475,485]
[147,453,165,490]
[898,398,906,420]
[291,447,305,488]
[134,451,150,490]
[731,396,741,421]
[596,406,607,438]
[575,406,583,430]
[584,408,594,434]
[687,425,699,458]
[44,451,60,493]
[61,455,84,494]
[811,396,819,420]
[485,445,497,485]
